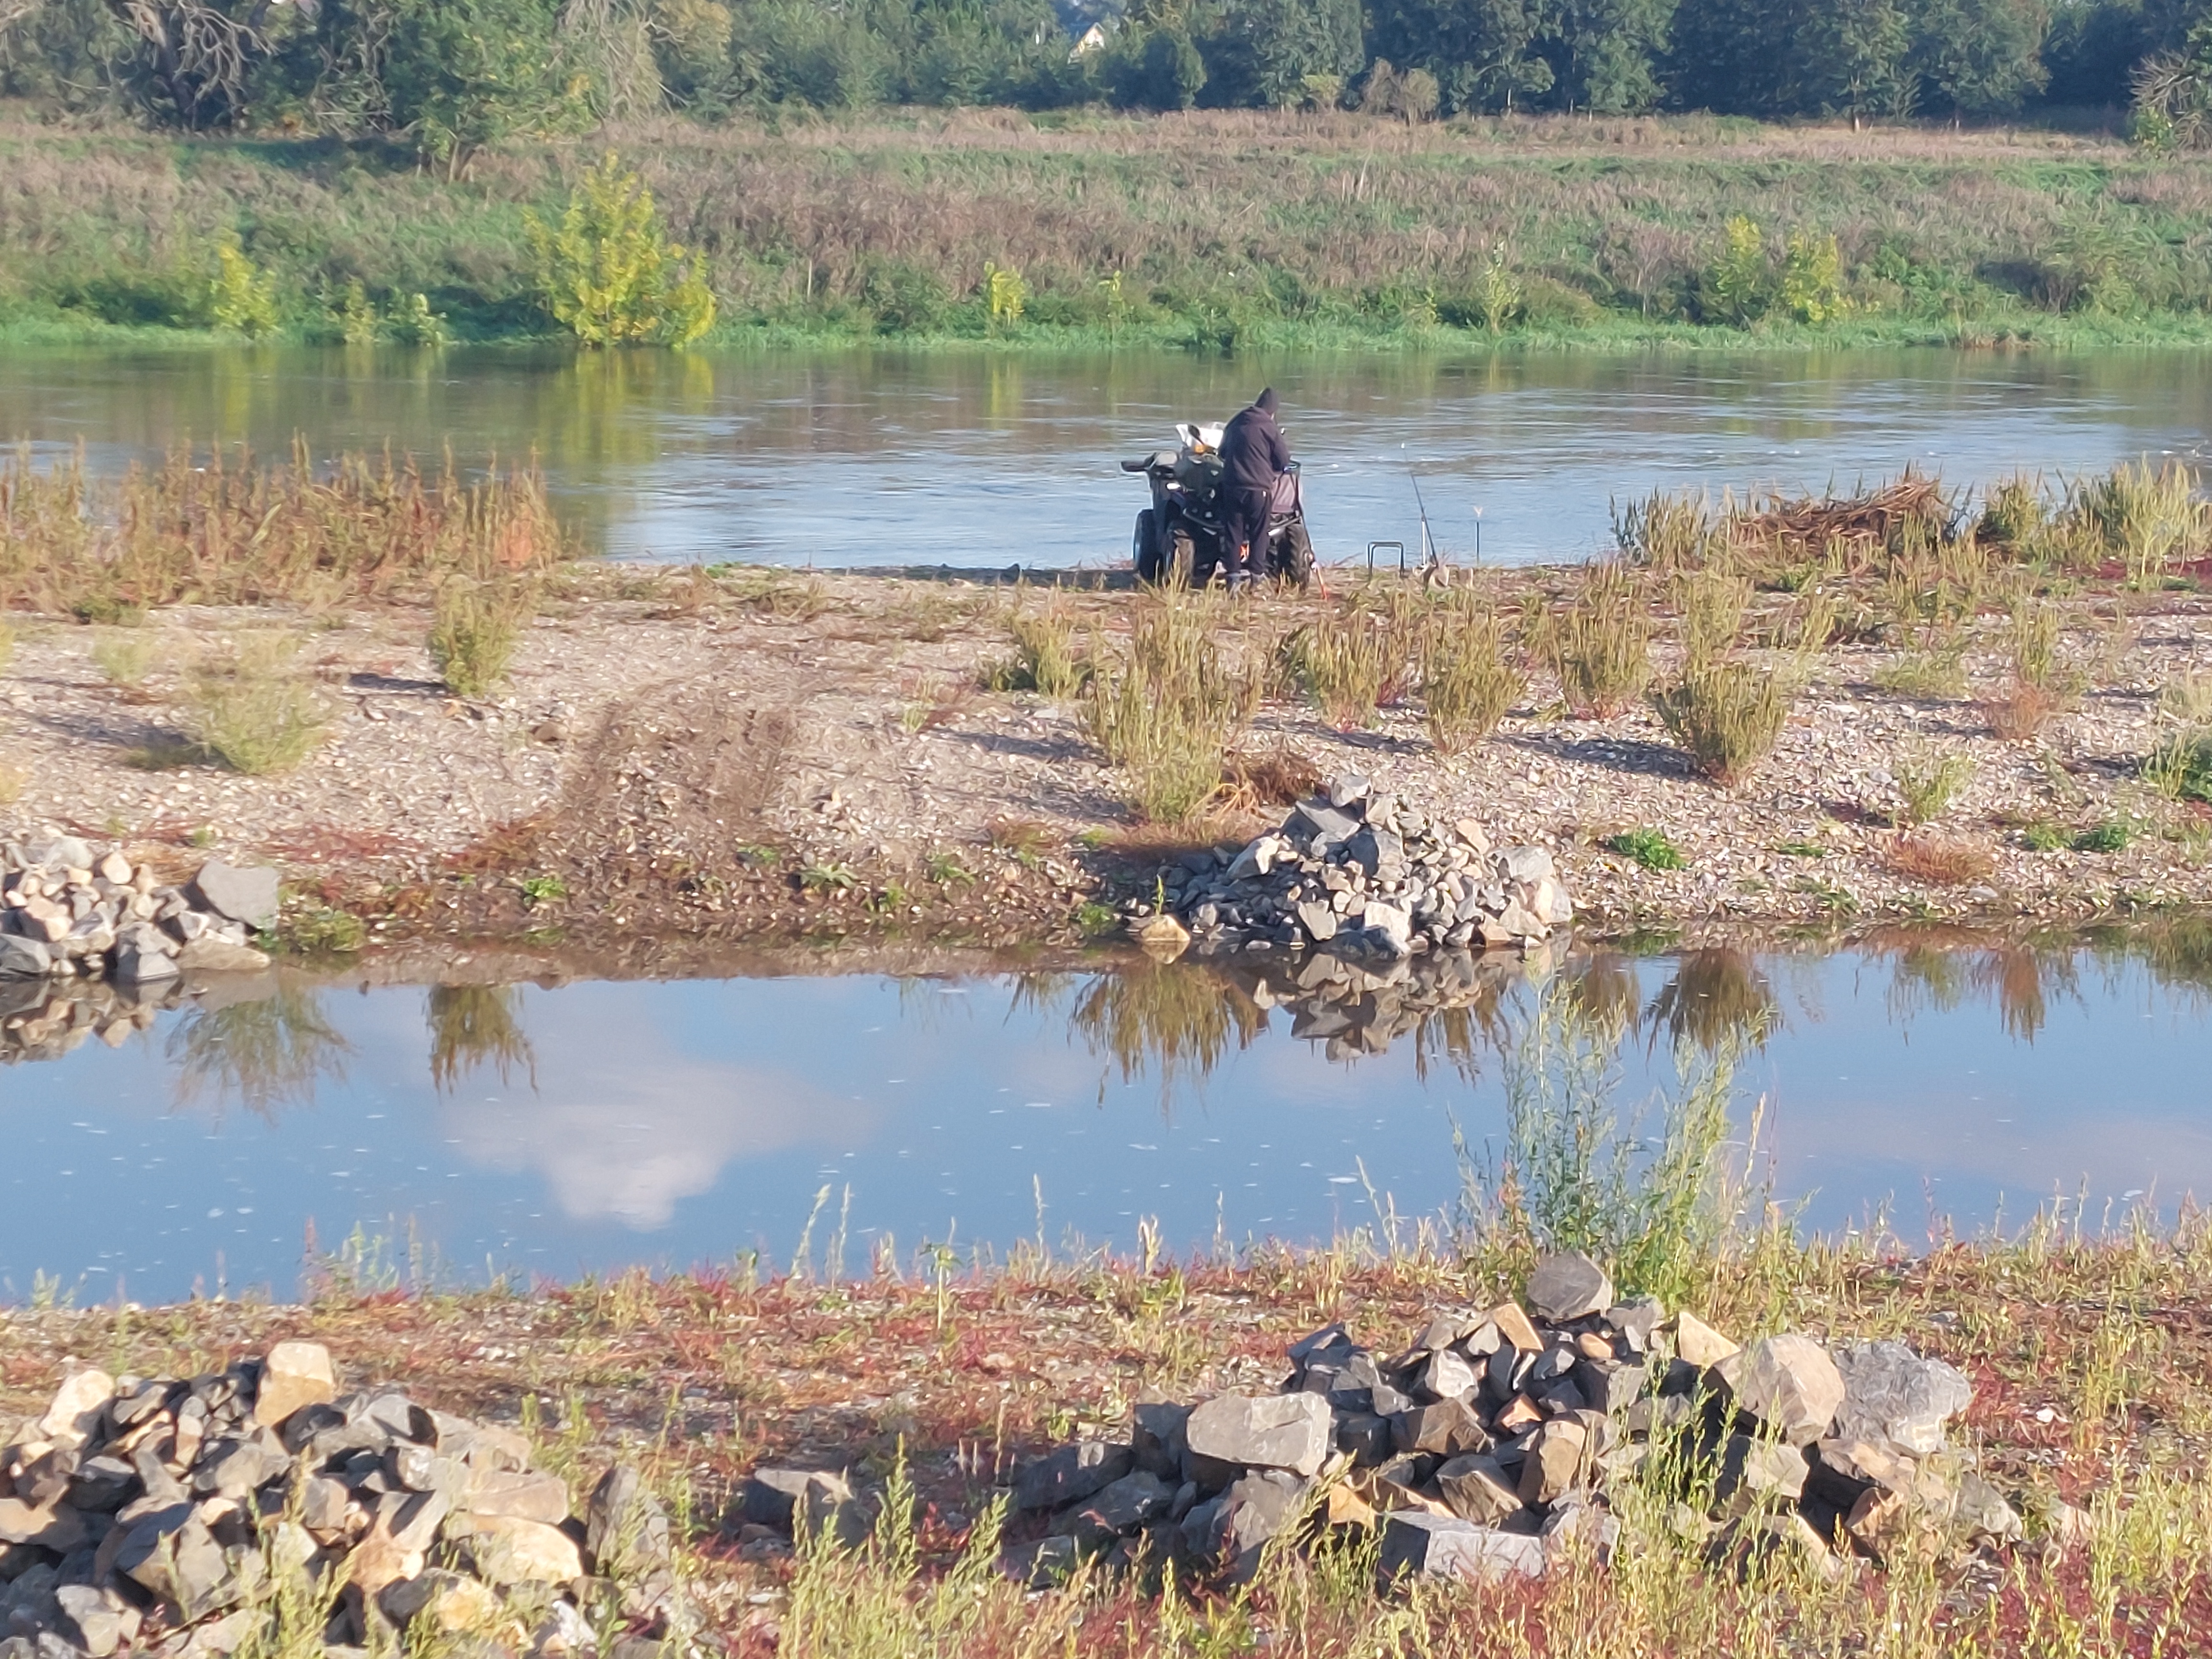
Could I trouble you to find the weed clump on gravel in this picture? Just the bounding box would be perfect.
[431,575,537,697]
[1547,562,1651,718]
[1891,744,1974,826]
[1084,596,1258,824]
[987,603,1089,698]
[1605,828,1688,870]
[184,633,330,774]
[1418,598,1522,755]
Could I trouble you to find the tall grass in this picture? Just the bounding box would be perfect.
[1083,596,1258,824]
[430,575,538,697]
[183,632,330,774]
[988,603,1089,698]
[0,442,572,619]
[1419,597,1523,755]
[1547,563,1651,718]
[1285,599,1416,730]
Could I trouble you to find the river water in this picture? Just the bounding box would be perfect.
[2,345,2210,568]
[4,932,2207,1302]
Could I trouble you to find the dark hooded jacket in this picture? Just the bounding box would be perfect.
[1220,390,1291,492]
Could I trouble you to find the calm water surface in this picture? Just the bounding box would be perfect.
[2,345,2210,567]
[4,933,2208,1301]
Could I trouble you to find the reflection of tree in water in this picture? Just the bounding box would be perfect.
[1642,948,1781,1053]
[1561,951,1642,1044]
[1059,958,1270,1110]
[166,986,352,1120]
[1881,937,2083,1041]
[2130,918,2212,1004]
[426,984,538,1095]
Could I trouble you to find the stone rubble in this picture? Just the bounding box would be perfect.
[972,1251,2015,1590]
[1129,775,1575,962]
[0,1347,692,1659]
[0,840,276,991]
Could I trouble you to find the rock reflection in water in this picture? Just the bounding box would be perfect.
[0,975,164,1064]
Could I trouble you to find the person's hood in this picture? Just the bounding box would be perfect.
[1255,387,1279,414]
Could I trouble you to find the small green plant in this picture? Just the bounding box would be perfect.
[984,261,1029,326]
[2072,459,2207,586]
[1873,645,1969,700]
[800,863,861,893]
[525,153,717,347]
[1978,475,2047,549]
[516,873,569,907]
[2073,819,2134,854]
[430,575,536,697]
[2021,820,2069,852]
[2007,597,2064,689]
[925,852,976,886]
[1605,828,1688,871]
[2143,731,2212,801]
[210,233,280,337]
[1071,900,1118,935]
[989,605,1088,698]
[1890,743,1974,826]
[389,292,452,347]
[1653,661,1791,786]
[91,629,155,688]
[1420,606,1523,755]
[284,902,367,953]
[337,279,381,345]
[185,633,329,774]
[1773,839,1827,858]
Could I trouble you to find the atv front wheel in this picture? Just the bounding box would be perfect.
[1133,509,1162,582]
[1166,526,1199,588]
[1273,519,1315,589]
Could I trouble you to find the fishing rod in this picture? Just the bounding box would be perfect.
[1409,466,1438,569]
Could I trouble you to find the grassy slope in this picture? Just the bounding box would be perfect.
[2,109,2212,349]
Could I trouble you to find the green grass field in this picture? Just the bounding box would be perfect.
[3,107,2211,351]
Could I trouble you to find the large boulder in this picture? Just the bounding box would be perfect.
[1832,1340,1973,1457]
[1726,1335,1846,1446]
[1185,1393,1333,1478]
[188,862,280,932]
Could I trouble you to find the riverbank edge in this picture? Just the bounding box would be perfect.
[10,309,2212,358]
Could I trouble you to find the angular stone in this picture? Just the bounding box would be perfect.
[1489,1303,1543,1353]
[1185,1469,1308,1582]
[1391,1398,1491,1459]
[301,1476,352,1536]
[175,938,272,973]
[1417,1348,1478,1403]
[1814,1435,1916,1497]
[1061,1471,1174,1546]
[95,853,133,885]
[1846,1485,1904,1551]
[36,1369,114,1448]
[464,1467,567,1524]
[735,1468,867,1546]
[1379,1513,1547,1584]
[1831,1341,1973,1457]
[1516,1421,1588,1506]
[53,1584,139,1659]
[585,1464,671,1579]
[114,940,181,984]
[378,1568,502,1634]
[1576,1360,1649,1417]
[1497,846,1555,884]
[1953,1472,2023,1546]
[191,1436,289,1501]
[1335,1413,1394,1465]
[119,1510,233,1620]
[1527,1252,1614,1323]
[0,1499,87,1552]
[66,1457,137,1514]
[1435,1455,1522,1525]
[1607,1296,1665,1353]
[386,1444,467,1498]
[1015,1441,1132,1511]
[253,1343,336,1428]
[1727,1335,1846,1447]
[1294,900,1338,942]
[447,1511,584,1583]
[1674,1311,1740,1369]
[1344,826,1405,882]
[1131,1398,1192,1480]
[188,863,279,931]
[0,935,52,977]
[1137,914,1190,960]
[1185,1393,1332,1477]
[1715,1435,1809,1508]
[1327,775,1370,808]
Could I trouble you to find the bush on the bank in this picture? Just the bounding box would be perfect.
[1546,562,1651,718]
[526,154,717,347]
[184,632,330,774]
[1084,595,1258,823]
[1419,599,1522,754]
[1654,660,1791,786]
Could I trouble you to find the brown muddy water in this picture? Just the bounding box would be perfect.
[2,345,2211,568]
[3,929,2208,1302]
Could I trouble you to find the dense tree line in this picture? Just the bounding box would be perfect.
[0,0,2207,138]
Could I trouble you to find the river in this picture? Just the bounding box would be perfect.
[1,344,2209,568]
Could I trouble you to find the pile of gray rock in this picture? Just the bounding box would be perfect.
[1132,776,1573,961]
[1215,943,1552,1063]
[0,1345,688,1659]
[998,1251,2017,1589]
[1,840,276,987]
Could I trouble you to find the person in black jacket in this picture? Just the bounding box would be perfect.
[1217,388,1290,592]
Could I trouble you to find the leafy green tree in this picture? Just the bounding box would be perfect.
[1663,0,1795,112]
[374,0,592,173]
[1203,0,1362,107]
[1365,0,1551,110]
[1542,0,1676,111]
[1798,0,1913,118]
[1913,0,2050,115]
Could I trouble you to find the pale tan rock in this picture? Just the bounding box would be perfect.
[465,1468,569,1525]
[1673,1311,1739,1369]
[1487,1302,1543,1353]
[447,1512,586,1584]
[254,1341,338,1427]
[1325,1483,1376,1530]
[1137,913,1190,962]
[96,853,132,884]
[1730,1334,1846,1446]
[39,1368,114,1447]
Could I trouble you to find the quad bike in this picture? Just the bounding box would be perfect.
[1122,421,1315,588]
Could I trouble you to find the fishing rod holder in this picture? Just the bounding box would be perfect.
[1365,540,1409,574]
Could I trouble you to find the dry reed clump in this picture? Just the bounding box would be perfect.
[1083,596,1259,824]
[183,632,331,774]
[1873,644,1969,700]
[2068,459,2209,586]
[1221,746,1322,810]
[2159,672,2212,726]
[1888,832,1997,885]
[430,575,539,697]
[1418,597,1523,755]
[1543,562,1651,718]
[0,442,572,619]
[1980,680,2061,741]
[1644,567,1793,786]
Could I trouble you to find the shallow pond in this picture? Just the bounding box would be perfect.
[4,930,2208,1301]
[3,345,2210,568]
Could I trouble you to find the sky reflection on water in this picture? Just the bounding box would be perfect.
[3,932,2208,1302]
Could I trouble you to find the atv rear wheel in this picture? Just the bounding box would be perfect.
[1133,509,1162,582]
[1166,526,1199,588]
[1273,519,1315,589]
